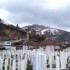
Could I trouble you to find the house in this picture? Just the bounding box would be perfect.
[13,45,23,50]
[39,39,60,52]
[36,30,41,35]
[0,35,5,40]
[28,41,39,49]
[31,29,36,35]
[4,45,16,50]
[10,34,20,40]
[3,39,23,50]
[4,41,12,46]
[23,40,39,49]
[11,40,23,50]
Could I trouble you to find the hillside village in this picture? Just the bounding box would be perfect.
[0,19,70,70]
[0,19,70,50]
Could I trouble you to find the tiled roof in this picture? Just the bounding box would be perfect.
[39,39,59,46]
[23,39,59,49]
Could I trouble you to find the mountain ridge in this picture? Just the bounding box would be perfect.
[0,18,70,43]
[22,24,70,43]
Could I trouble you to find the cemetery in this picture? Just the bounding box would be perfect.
[0,46,70,70]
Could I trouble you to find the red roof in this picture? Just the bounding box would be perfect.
[39,39,59,46]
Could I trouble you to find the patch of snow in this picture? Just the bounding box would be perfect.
[41,29,48,34]
[41,27,59,35]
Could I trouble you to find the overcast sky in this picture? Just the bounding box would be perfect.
[0,0,70,31]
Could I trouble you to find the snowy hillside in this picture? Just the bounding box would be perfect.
[22,24,70,42]
[41,27,60,35]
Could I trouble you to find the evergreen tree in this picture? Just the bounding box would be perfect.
[16,24,19,29]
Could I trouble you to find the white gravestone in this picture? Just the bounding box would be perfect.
[56,55,60,70]
[21,59,26,70]
[33,51,46,70]
[13,59,16,70]
[5,59,8,70]
[60,51,66,69]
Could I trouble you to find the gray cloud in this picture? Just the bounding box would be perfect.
[0,0,70,30]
